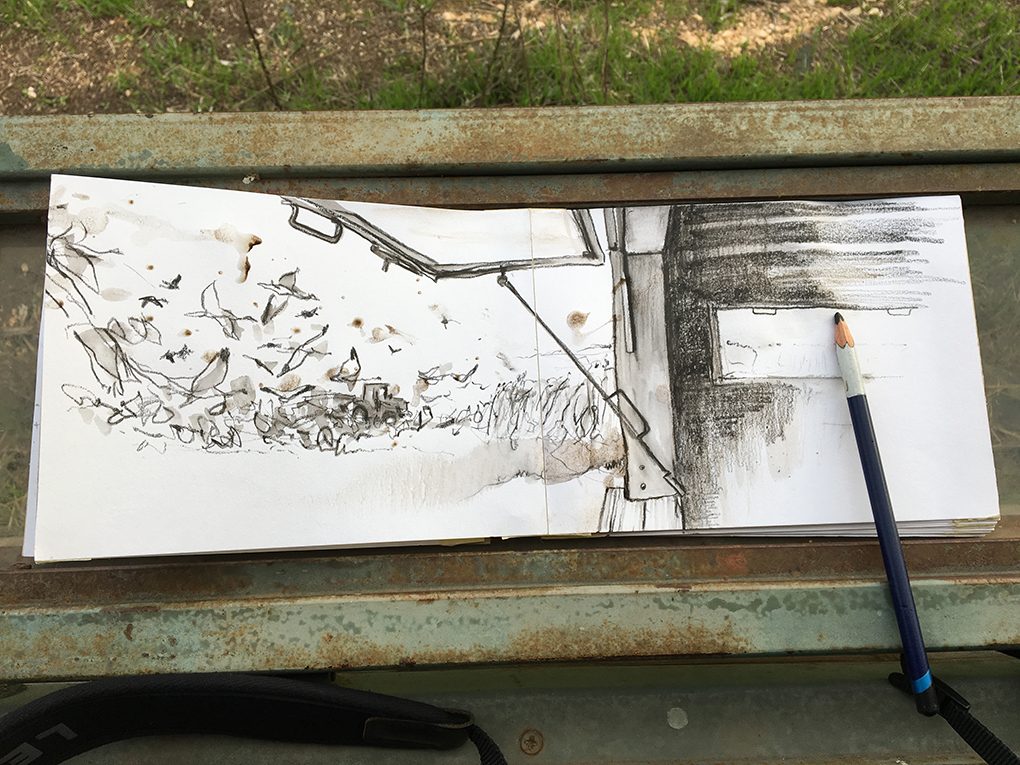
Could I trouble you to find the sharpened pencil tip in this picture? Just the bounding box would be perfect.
[834,313,854,348]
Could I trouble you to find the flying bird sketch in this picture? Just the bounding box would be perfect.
[187,282,256,340]
[258,269,317,300]
[330,347,361,391]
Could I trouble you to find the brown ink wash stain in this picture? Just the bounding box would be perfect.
[202,350,218,363]
[146,265,154,270]
[278,373,302,391]
[350,318,363,328]
[238,255,251,283]
[567,310,589,330]
[182,329,193,336]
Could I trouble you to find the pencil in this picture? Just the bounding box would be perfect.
[834,312,939,717]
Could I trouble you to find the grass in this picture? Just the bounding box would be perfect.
[335,0,1019,111]
[11,0,1018,112]
[119,0,1020,113]
[1,0,160,36]
[836,0,1020,97]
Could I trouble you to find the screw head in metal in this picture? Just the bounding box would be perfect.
[518,728,544,755]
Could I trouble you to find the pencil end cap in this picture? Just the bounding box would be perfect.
[915,686,940,717]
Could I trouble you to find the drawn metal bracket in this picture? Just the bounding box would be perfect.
[282,197,606,281]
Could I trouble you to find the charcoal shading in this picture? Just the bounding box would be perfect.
[659,200,950,529]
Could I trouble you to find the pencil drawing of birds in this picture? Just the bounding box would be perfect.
[278,325,329,376]
[186,282,255,340]
[330,347,361,391]
[190,348,231,398]
[258,268,317,301]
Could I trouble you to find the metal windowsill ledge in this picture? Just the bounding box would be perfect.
[0,516,1018,681]
[3,98,1020,180]
[2,97,1020,214]
[1,99,1019,680]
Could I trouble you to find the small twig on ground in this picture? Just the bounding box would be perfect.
[550,0,569,103]
[238,0,283,110]
[418,3,428,108]
[510,0,532,105]
[480,1,511,105]
[601,0,611,103]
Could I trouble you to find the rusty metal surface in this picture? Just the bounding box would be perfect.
[2,518,1020,608]
[2,98,1020,184]
[0,519,1019,680]
[0,575,1018,681]
[2,101,1020,681]
[5,162,1020,215]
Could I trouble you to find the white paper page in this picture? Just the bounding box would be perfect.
[526,220,620,536]
[21,309,45,557]
[34,176,565,561]
[659,196,997,531]
[33,185,998,559]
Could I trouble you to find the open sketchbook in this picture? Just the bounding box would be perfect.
[26,176,998,561]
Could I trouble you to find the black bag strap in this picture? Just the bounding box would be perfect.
[0,673,507,765]
[889,667,1020,765]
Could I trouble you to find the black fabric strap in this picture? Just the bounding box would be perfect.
[889,671,1020,765]
[0,673,507,765]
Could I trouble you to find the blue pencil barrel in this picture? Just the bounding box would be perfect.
[847,394,939,716]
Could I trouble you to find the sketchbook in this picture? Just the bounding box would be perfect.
[25,176,999,561]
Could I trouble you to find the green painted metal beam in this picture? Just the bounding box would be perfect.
[1,577,1018,681]
[2,98,1020,184]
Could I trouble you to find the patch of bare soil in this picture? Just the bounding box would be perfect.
[1,15,142,115]
[676,0,880,57]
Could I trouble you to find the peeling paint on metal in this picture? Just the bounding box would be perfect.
[0,580,1018,681]
[3,99,1020,184]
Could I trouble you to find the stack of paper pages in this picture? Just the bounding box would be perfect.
[25,176,999,561]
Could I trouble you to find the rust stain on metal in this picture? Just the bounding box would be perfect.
[0,568,256,608]
[4,100,1020,182]
[715,553,748,576]
[502,618,752,662]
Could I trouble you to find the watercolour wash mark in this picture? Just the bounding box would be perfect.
[31,178,997,561]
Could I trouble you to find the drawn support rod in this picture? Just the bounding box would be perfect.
[497,272,685,496]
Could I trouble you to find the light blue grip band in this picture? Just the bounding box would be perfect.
[911,670,933,693]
